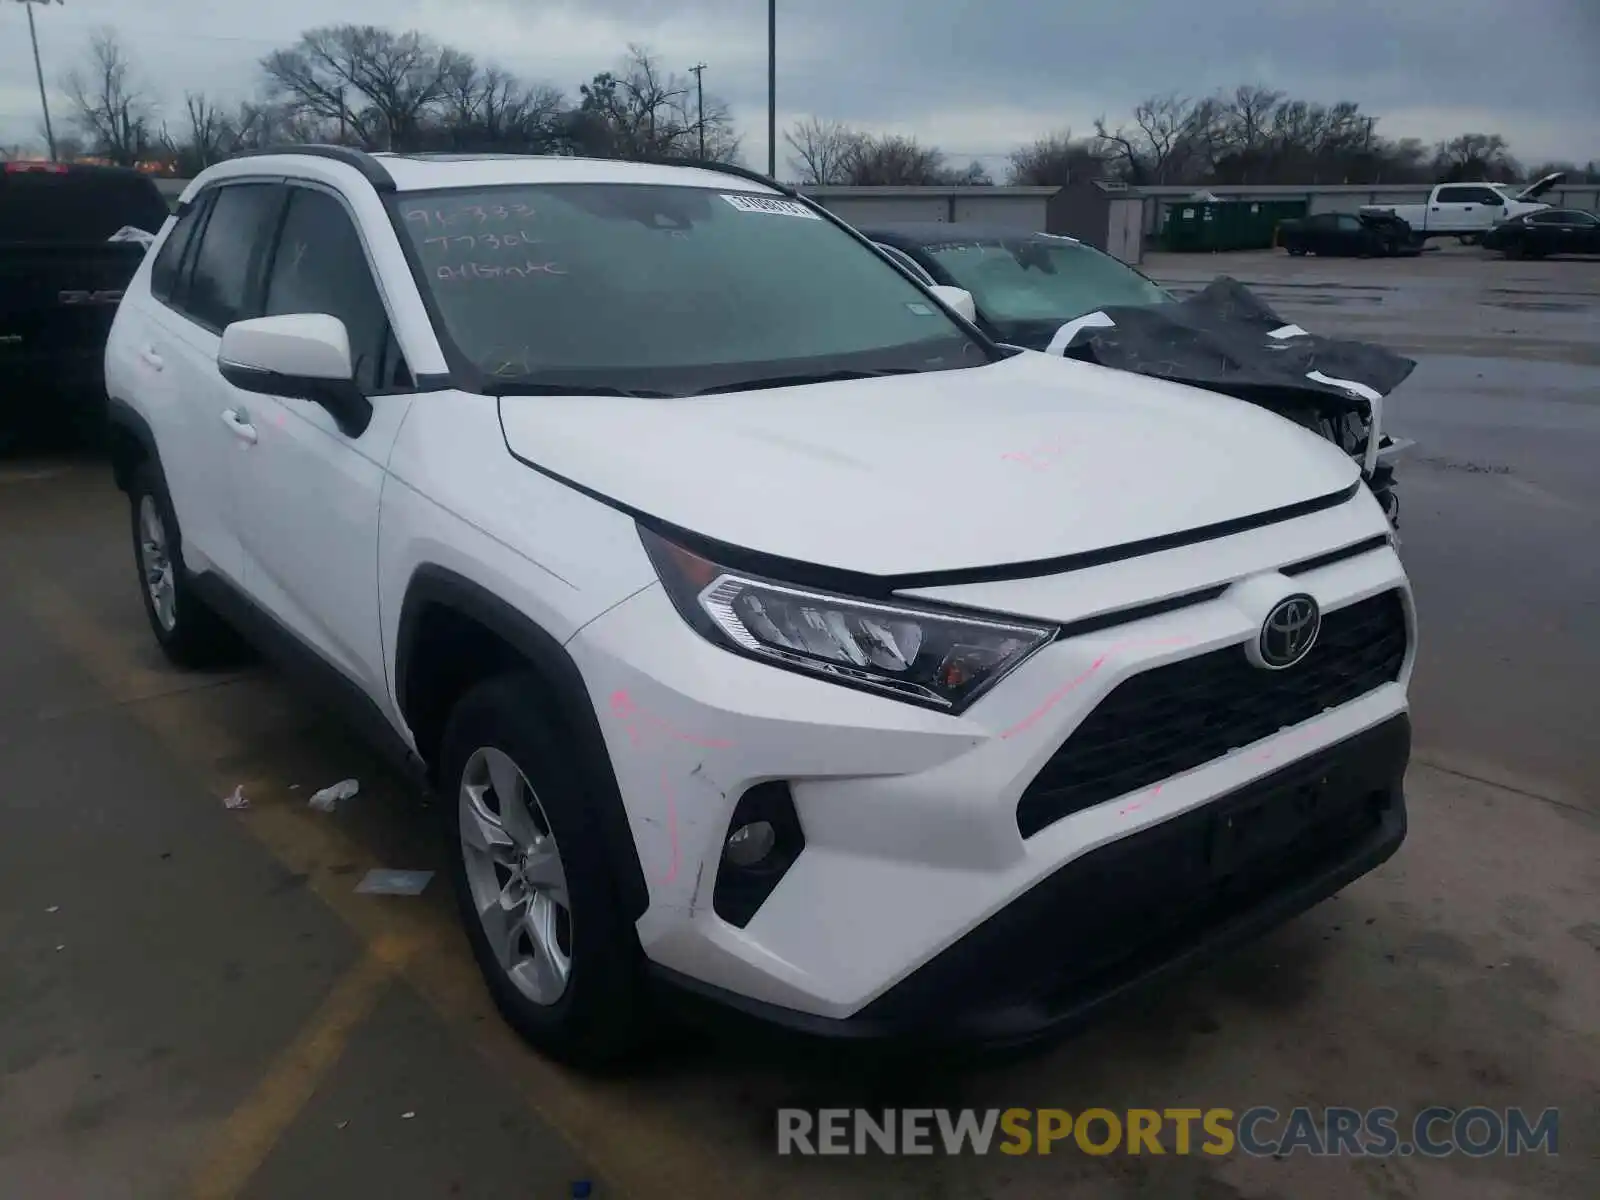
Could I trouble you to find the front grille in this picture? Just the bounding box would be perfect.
[1016,589,1408,837]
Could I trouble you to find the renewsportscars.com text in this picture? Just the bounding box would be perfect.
[777,1106,1560,1158]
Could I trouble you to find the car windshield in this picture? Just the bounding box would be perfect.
[393,183,988,396]
[919,235,1172,324]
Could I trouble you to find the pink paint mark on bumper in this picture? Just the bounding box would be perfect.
[999,634,1192,740]
[608,689,732,884]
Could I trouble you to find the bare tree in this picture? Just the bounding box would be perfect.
[1432,133,1521,182]
[1219,85,1284,155]
[1095,93,1216,184]
[1006,129,1108,186]
[62,30,156,166]
[836,134,948,185]
[784,117,860,184]
[424,57,570,152]
[158,93,230,175]
[575,46,738,161]
[261,25,464,150]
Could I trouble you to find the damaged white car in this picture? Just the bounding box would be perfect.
[866,224,1415,527]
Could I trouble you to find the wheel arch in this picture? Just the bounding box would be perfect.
[395,564,650,919]
[106,396,159,495]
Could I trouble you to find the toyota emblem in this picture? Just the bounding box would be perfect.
[1256,594,1321,669]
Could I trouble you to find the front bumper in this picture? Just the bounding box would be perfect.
[652,714,1408,1045]
[568,492,1412,1022]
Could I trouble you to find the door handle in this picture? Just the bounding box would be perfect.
[138,346,164,371]
[220,408,258,444]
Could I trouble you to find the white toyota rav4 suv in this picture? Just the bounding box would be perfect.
[104,147,1415,1065]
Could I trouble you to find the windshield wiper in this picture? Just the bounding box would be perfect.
[690,367,924,396]
[484,380,672,398]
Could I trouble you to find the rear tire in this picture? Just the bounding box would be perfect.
[440,672,653,1069]
[127,462,244,669]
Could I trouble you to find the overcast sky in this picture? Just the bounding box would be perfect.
[3,0,1596,174]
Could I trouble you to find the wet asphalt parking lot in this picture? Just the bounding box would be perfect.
[2,244,1596,1200]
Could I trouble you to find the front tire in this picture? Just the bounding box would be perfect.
[127,462,242,668]
[440,673,652,1068]
[1287,245,1307,257]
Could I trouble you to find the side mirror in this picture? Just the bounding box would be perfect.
[927,284,978,324]
[218,313,372,436]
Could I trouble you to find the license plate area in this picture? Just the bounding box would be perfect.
[1207,770,1343,880]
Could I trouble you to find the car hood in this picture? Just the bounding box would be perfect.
[497,351,1361,577]
[1516,171,1566,202]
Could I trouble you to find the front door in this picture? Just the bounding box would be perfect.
[1431,184,1505,233]
[228,183,416,708]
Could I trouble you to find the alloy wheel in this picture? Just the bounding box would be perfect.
[459,746,574,1005]
[138,495,177,632]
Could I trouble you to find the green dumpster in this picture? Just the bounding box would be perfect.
[1161,199,1309,251]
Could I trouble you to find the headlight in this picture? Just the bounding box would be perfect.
[639,527,1057,712]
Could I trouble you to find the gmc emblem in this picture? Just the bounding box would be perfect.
[59,289,124,306]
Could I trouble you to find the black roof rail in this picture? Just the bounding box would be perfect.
[228,144,396,191]
[636,157,797,197]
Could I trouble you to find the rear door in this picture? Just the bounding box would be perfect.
[142,181,287,583]
[1538,210,1600,254]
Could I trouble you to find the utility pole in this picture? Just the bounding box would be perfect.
[766,0,776,177]
[13,0,61,161]
[689,63,707,160]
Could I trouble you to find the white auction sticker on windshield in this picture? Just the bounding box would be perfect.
[721,194,821,218]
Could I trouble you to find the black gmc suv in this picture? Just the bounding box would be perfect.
[1,161,170,446]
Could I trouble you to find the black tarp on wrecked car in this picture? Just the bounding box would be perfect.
[862,224,1417,526]
[1055,277,1415,525]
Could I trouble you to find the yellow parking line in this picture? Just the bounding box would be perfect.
[16,569,753,1200]
[187,937,414,1200]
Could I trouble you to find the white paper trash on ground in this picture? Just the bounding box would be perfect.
[308,778,359,812]
[223,785,250,810]
[355,869,434,896]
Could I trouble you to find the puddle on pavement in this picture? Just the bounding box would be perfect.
[1485,300,1592,313]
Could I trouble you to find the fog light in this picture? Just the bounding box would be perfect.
[713,781,805,928]
[724,820,777,868]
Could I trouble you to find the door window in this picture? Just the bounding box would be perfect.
[262,187,410,394]
[1435,185,1500,204]
[1336,215,1364,231]
[185,183,285,331]
[149,192,211,306]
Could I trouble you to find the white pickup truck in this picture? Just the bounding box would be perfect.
[1361,173,1564,244]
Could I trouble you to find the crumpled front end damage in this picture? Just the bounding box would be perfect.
[1055,277,1415,528]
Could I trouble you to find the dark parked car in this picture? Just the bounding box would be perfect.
[1482,209,1600,259]
[863,222,1175,351]
[1,161,169,444]
[1278,211,1415,257]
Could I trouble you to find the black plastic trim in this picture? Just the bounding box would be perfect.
[229,144,397,191]
[394,565,650,919]
[636,158,799,196]
[649,714,1410,1047]
[711,782,806,928]
[105,396,159,493]
[187,573,426,786]
[1049,584,1230,641]
[1281,533,1391,576]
